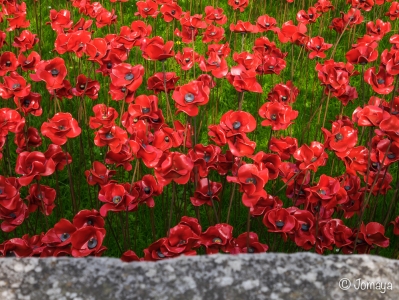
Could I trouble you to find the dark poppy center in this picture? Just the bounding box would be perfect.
[105,132,114,139]
[171,10,176,15]
[245,177,257,185]
[372,162,379,168]
[265,22,270,26]
[388,153,396,159]
[184,93,195,103]
[51,69,59,77]
[95,52,100,58]
[319,189,326,195]
[344,185,351,191]
[271,114,277,120]
[204,153,211,162]
[235,0,240,4]
[107,62,112,69]
[0,189,3,195]
[143,7,150,12]
[142,107,150,114]
[377,78,385,84]
[268,65,274,69]
[58,125,66,130]
[164,136,170,142]
[156,250,165,258]
[247,247,255,253]
[144,186,151,194]
[276,220,285,229]
[80,84,85,90]
[6,251,15,257]
[301,223,310,231]
[133,118,138,123]
[9,212,16,218]
[87,219,94,226]
[309,14,314,18]
[23,99,31,107]
[210,32,216,36]
[233,121,241,129]
[207,190,213,196]
[87,238,98,249]
[212,237,222,243]
[316,45,321,50]
[60,233,70,241]
[112,195,122,204]
[5,61,11,67]
[281,96,287,101]
[121,87,127,93]
[310,157,317,162]
[125,73,134,81]
[335,133,343,141]
[24,60,30,64]
[12,83,21,89]
[185,58,190,62]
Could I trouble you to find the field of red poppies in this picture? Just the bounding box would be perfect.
[1,0,399,260]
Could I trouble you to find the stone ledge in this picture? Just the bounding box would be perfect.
[0,252,397,300]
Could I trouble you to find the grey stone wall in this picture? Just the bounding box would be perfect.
[0,253,398,300]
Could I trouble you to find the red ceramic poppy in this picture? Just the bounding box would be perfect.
[135,0,159,18]
[172,80,210,117]
[15,151,56,186]
[134,175,163,208]
[89,104,118,129]
[14,127,43,153]
[366,19,391,40]
[227,163,269,196]
[175,48,199,71]
[73,209,105,229]
[199,51,228,78]
[154,152,194,185]
[42,218,76,247]
[341,8,364,27]
[357,222,389,249]
[105,143,134,171]
[98,183,138,216]
[386,2,399,20]
[230,21,259,34]
[71,74,100,100]
[18,51,40,72]
[232,51,261,71]
[30,57,67,90]
[345,46,378,65]
[41,112,81,146]
[190,178,222,207]
[47,9,73,33]
[322,118,358,153]
[85,161,116,186]
[94,125,128,153]
[226,64,262,93]
[110,63,144,93]
[121,250,141,262]
[26,184,56,216]
[306,36,332,59]
[71,226,106,257]
[160,2,182,22]
[67,17,93,33]
[0,71,31,100]
[259,101,298,130]
[263,208,297,240]
[297,7,320,25]
[256,15,279,33]
[277,20,307,44]
[0,52,19,76]
[315,0,334,12]
[140,36,174,61]
[228,232,268,254]
[293,142,328,172]
[200,223,233,254]
[0,238,32,257]
[204,6,227,25]
[188,144,220,177]
[349,0,374,11]
[12,30,39,52]
[147,72,179,94]
[269,136,298,160]
[364,66,394,94]
[95,9,117,29]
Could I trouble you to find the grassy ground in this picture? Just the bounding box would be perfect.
[1,0,398,258]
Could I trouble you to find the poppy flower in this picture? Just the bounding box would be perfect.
[202,25,225,43]
[0,71,31,99]
[204,6,227,25]
[71,226,106,257]
[68,17,93,33]
[147,72,179,94]
[18,51,40,72]
[140,36,174,61]
[85,161,116,186]
[267,81,299,104]
[134,175,163,208]
[386,2,399,20]
[105,143,134,171]
[47,9,73,33]
[14,127,43,153]
[366,19,391,40]
[89,104,118,129]
[364,171,392,196]
[256,15,279,33]
[12,30,39,52]
[277,21,307,44]
[289,209,316,250]
[135,0,159,18]
[364,66,394,95]
[190,178,222,207]
[227,0,249,12]
[315,0,335,12]
[95,9,117,29]
[228,232,268,254]
[41,112,81,146]
[0,52,18,76]
[198,51,229,78]
[306,36,332,59]
[232,51,261,71]
[220,110,257,136]
[269,136,298,160]
[73,209,105,229]
[152,126,182,151]
[200,223,233,254]
[373,138,399,167]
[86,38,108,64]
[352,104,390,127]
[329,17,346,33]
[263,208,297,239]
[341,8,364,27]
[0,238,32,257]
[305,175,348,209]
[94,125,128,153]
[297,7,320,25]
[99,183,138,216]
[259,101,298,130]
[174,25,199,43]
[345,46,378,65]
[322,118,358,153]
[44,144,72,171]
[293,142,328,172]
[143,238,177,261]
[251,152,281,180]
[357,222,389,250]
[154,152,194,185]
[175,48,199,71]
[160,2,182,22]
[30,57,67,90]
[110,63,144,92]
[230,21,259,34]
[42,219,76,247]
[226,64,262,93]
[227,164,269,195]
[165,218,201,255]
[71,74,100,100]
[208,43,231,58]
[172,80,210,117]
[391,216,399,235]
[7,12,30,32]
[15,151,56,186]
[26,184,56,216]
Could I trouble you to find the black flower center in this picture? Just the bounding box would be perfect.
[184,93,195,103]
[107,62,112,69]
[125,73,134,81]
[144,186,151,194]
[372,162,379,168]
[87,219,94,226]
[23,99,30,107]
[204,153,211,162]
[335,133,343,141]
[265,22,270,26]
[80,84,85,90]
[344,185,351,191]
[271,114,277,120]
[6,251,15,257]
[377,78,385,84]
[58,125,66,130]
[319,189,326,195]
[51,69,59,77]
[105,132,114,139]
[212,237,222,243]
[210,32,216,36]
[156,250,165,258]
[247,247,255,253]
[309,14,314,18]
[142,107,150,114]
[12,83,21,89]
[276,220,285,229]
[60,233,70,241]
[113,195,122,204]
[87,238,98,249]
[268,65,274,69]
[164,136,170,142]
[281,96,287,101]
[143,7,150,12]
[388,153,396,159]
[310,157,317,162]
[301,223,310,231]
[316,45,321,50]
[5,61,11,67]
[233,121,241,129]
[245,177,257,185]
[121,87,127,93]
[171,10,176,15]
